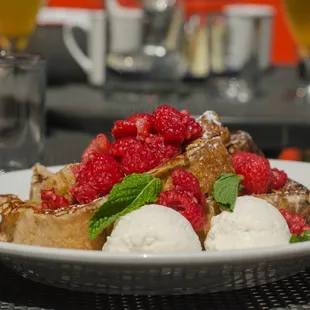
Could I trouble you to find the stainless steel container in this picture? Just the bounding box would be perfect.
[105,0,186,96]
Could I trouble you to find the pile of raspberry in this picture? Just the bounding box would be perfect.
[39,188,70,210]
[110,105,203,175]
[39,105,203,208]
[231,152,288,194]
[157,168,206,232]
[280,209,310,235]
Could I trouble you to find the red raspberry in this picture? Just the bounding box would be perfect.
[71,152,123,204]
[144,134,181,164]
[231,152,257,170]
[121,143,160,175]
[280,209,308,235]
[127,113,154,139]
[112,120,137,139]
[70,183,98,206]
[82,134,111,162]
[180,109,191,124]
[127,113,152,123]
[171,168,205,205]
[110,137,142,157]
[157,190,206,232]
[270,168,288,190]
[152,105,186,143]
[71,163,83,177]
[184,117,203,142]
[234,156,272,194]
[198,192,207,207]
[40,188,70,210]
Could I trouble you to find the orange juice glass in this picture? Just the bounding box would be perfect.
[283,0,310,58]
[282,0,310,103]
[0,0,41,51]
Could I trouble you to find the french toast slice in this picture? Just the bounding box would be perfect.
[226,130,264,156]
[0,194,107,250]
[30,163,78,203]
[256,179,310,222]
[196,111,230,145]
[149,136,234,196]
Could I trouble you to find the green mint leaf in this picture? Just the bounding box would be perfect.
[88,173,162,240]
[121,178,162,215]
[212,173,243,212]
[301,231,310,241]
[95,173,154,218]
[290,231,310,244]
[290,234,302,244]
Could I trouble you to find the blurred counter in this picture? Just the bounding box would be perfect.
[46,66,310,151]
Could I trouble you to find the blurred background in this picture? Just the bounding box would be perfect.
[0,0,309,167]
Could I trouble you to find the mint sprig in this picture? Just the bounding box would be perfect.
[290,231,310,244]
[88,173,162,240]
[212,173,243,212]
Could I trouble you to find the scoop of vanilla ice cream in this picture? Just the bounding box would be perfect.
[204,196,291,251]
[103,204,202,253]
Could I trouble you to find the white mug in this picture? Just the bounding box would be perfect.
[106,0,143,54]
[224,4,275,71]
[62,9,106,87]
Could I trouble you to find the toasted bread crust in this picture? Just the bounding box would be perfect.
[0,195,107,250]
[30,164,53,201]
[226,130,264,156]
[39,164,77,202]
[256,179,310,223]
[196,111,230,144]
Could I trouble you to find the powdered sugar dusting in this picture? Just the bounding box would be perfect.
[199,111,221,126]
[196,111,222,138]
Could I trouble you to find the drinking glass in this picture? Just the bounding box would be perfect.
[0,54,46,171]
[0,0,42,53]
[207,5,274,104]
[282,0,310,102]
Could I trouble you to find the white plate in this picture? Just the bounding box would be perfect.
[0,160,309,295]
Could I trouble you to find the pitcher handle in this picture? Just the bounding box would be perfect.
[62,20,92,74]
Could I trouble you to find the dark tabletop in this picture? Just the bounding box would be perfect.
[46,66,310,151]
[47,67,305,124]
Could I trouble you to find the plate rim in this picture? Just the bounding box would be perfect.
[0,238,309,265]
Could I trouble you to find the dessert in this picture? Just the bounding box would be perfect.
[0,104,309,252]
[103,204,202,253]
[204,196,291,251]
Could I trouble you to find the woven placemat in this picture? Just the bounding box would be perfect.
[0,263,309,310]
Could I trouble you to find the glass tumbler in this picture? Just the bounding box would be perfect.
[0,54,46,171]
[207,5,274,104]
[282,0,310,103]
